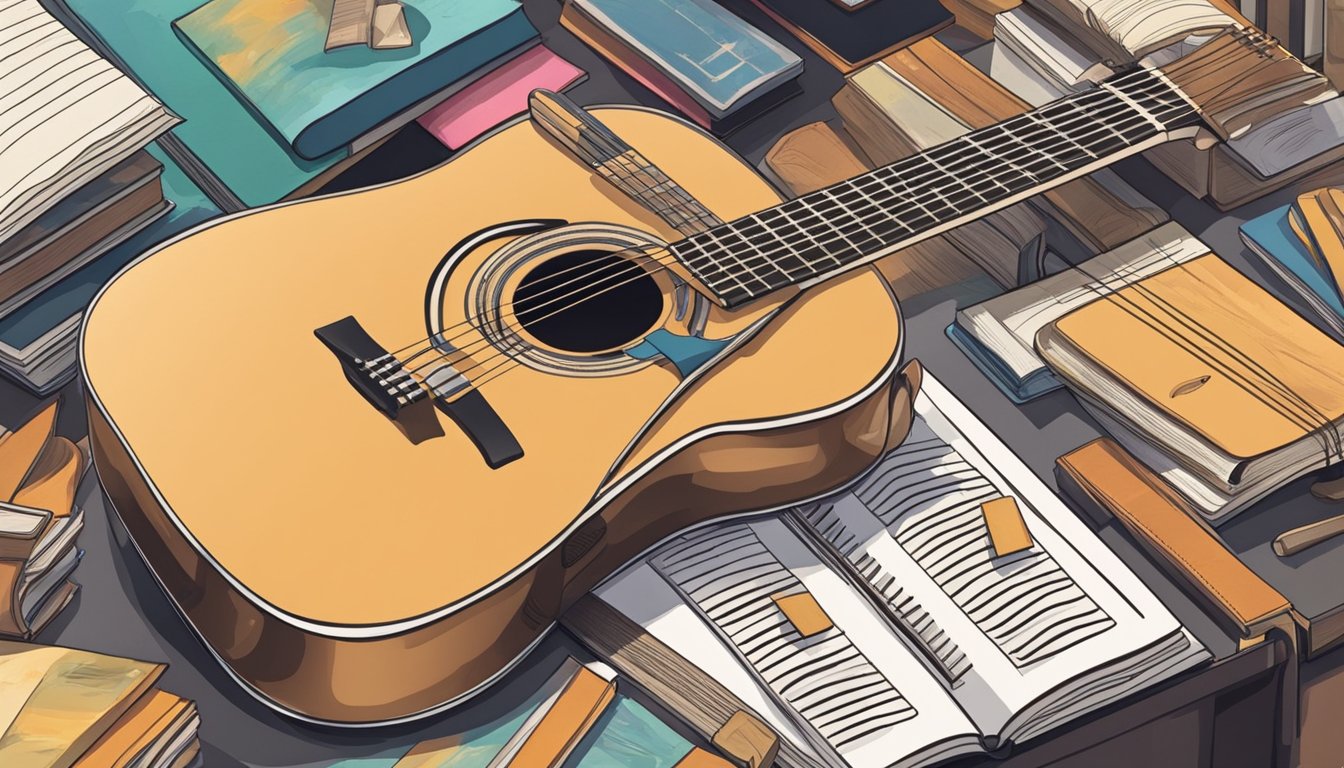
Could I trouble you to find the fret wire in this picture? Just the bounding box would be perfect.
[769,105,1142,271]
[680,77,1185,292]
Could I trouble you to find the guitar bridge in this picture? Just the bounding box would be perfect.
[315,316,523,468]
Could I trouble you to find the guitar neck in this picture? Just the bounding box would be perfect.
[673,67,1201,307]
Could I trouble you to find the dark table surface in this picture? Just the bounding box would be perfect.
[0,0,1340,765]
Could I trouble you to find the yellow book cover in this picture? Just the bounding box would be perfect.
[0,642,163,768]
[1050,254,1344,461]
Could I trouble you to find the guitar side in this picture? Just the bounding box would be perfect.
[80,107,909,724]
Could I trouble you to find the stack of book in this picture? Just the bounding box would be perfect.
[51,0,539,211]
[0,399,86,640]
[992,0,1344,210]
[0,145,221,396]
[0,0,177,394]
[0,641,199,767]
[948,223,1209,404]
[827,37,1167,280]
[560,0,803,134]
[1036,252,1344,524]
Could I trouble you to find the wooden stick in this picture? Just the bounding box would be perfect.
[1273,514,1344,556]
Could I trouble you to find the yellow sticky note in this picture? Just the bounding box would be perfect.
[982,497,1033,557]
[771,592,833,638]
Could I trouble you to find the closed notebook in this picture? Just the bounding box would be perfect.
[0,643,163,767]
[746,0,953,71]
[1039,254,1344,487]
[174,0,537,161]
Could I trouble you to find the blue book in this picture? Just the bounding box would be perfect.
[569,0,802,120]
[945,322,1064,404]
[173,0,537,161]
[0,143,222,394]
[1239,204,1344,338]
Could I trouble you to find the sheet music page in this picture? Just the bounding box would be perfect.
[0,0,176,242]
[644,517,982,768]
[794,375,1205,741]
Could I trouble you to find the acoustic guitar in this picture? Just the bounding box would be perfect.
[79,32,1283,724]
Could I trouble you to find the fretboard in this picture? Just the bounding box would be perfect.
[672,68,1199,307]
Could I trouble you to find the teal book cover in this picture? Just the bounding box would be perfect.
[0,143,221,352]
[1239,204,1344,334]
[173,0,537,161]
[52,0,344,209]
[573,0,802,117]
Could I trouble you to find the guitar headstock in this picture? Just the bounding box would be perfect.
[1157,27,1335,141]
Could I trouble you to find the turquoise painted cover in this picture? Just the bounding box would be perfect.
[173,0,536,160]
[324,693,690,768]
[0,144,221,350]
[53,0,343,208]
[573,0,802,118]
[1239,204,1344,321]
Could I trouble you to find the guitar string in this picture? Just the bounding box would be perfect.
[386,67,1189,378]
[379,41,1277,405]
[393,100,1166,393]
[463,46,1344,476]
[389,79,1194,399]
[393,52,1237,375]
[390,66,1175,362]
[388,101,1187,404]
[397,31,1268,364]
[389,74,1189,386]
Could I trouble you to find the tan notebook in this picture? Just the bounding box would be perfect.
[509,664,617,767]
[1039,254,1344,497]
[0,402,58,503]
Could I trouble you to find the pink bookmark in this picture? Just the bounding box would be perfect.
[419,45,587,150]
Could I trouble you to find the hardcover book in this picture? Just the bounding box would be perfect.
[1037,254,1344,523]
[564,0,802,125]
[1240,203,1344,340]
[173,0,538,161]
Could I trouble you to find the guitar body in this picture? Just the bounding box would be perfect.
[80,107,911,725]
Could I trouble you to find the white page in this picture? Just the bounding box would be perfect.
[646,518,981,768]
[895,376,1205,738]
[956,222,1207,383]
[1079,0,1233,55]
[0,0,176,243]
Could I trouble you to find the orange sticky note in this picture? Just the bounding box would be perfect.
[982,497,1033,557]
[771,591,833,638]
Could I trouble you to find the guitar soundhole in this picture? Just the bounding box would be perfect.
[514,250,663,353]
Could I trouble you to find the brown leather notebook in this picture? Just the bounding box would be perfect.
[1043,255,1344,469]
[1056,439,1291,640]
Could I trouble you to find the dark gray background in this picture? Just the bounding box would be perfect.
[0,0,1337,764]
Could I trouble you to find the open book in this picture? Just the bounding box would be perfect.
[596,373,1209,768]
